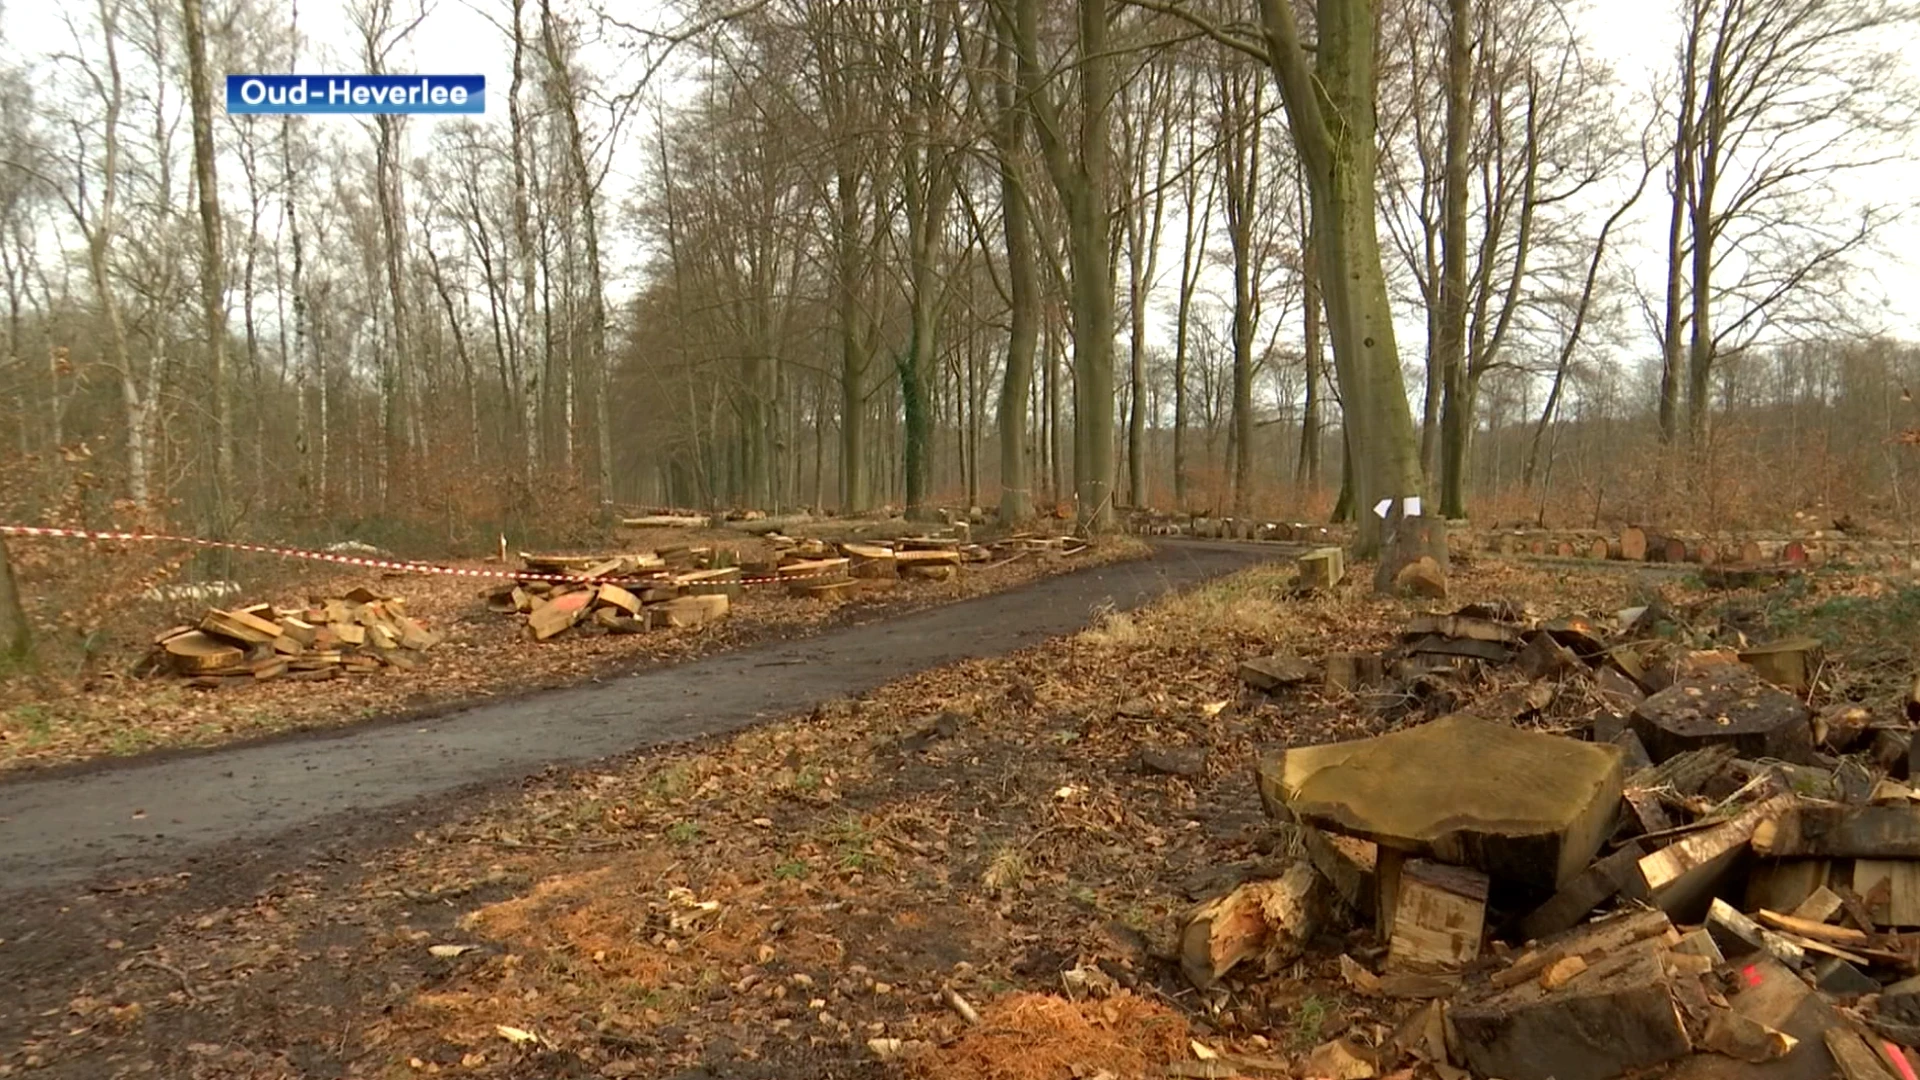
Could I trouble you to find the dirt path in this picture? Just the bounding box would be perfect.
[0,540,1273,892]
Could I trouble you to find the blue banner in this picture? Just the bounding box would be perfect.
[226,74,485,115]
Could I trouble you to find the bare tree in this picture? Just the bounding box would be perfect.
[1658,0,1917,447]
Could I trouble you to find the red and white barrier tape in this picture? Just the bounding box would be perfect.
[0,523,839,588]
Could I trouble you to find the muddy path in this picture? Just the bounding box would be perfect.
[0,540,1275,894]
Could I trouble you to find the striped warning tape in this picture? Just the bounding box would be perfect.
[0,523,841,588]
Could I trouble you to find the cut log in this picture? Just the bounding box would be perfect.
[777,557,852,579]
[674,568,743,598]
[1386,859,1488,972]
[1452,938,1691,1080]
[1740,637,1825,694]
[1517,841,1651,941]
[1257,714,1626,894]
[1638,792,1797,920]
[1178,861,1328,990]
[900,562,956,582]
[1629,667,1814,765]
[163,631,246,674]
[1620,527,1649,561]
[1238,654,1318,692]
[199,607,282,645]
[841,542,898,579]
[594,584,641,615]
[791,579,856,602]
[892,549,960,568]
[527,601,581,642]
[1297,547,1346,592]
[1755,805,1920,858]
[649,594,729,630]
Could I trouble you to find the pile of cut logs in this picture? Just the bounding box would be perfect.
[492,529,1000,641]
[1195,598,1920,1079]
[151,586,441,687]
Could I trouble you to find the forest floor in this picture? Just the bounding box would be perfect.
[3,551,1916,1080]
[0,524,1148,773]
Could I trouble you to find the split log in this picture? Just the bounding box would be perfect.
[1257,714,1625,894]
[528,600,582,641]
[1298,547,1345,592]
[1178,861,1328,989]
[1453,937,1691,1080]
[1638,792,1797,920]
[1386,859,1488,971]
[1740,637,1824,694]
[199,607,282,645]
[1706,899,1807,969]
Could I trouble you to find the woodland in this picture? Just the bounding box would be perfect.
[0,0,1915,653]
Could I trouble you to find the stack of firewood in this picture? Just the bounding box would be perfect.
[151,586,440,686]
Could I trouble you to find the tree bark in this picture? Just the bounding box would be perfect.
[993,29,1037,525]
[0,536,27,668]
[182,0,231,529]
[1431,0,1472,519]
[1013,0,1115,532]
[1257,0,1425,558]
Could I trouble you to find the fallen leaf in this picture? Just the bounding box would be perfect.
[495,1024,540,1046]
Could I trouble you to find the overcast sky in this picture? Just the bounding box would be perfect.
[2,0,1917,353]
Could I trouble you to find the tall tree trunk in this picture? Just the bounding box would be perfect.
[1172,132,1211,509]
[1258,0,1425,559]
[1296,172,1324,491]
[1221,66,1262,517]
[1013,0,1114,531]
[539,0,613,508]
[1432,0,1473,519]
[995,30,1037,525]
[183,0,231,528]
[509,0,541,488]
[1659,5,1702,447]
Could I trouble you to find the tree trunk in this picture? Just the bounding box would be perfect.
[1221,66,1261,518]
[1296,179,1324,491]
[0,536,28,668]
[182,0,231,529]
[1015,0,1115,532]
[994,32,1037,525]
[1262,0,1423,557]
[1432,0,1473,520]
